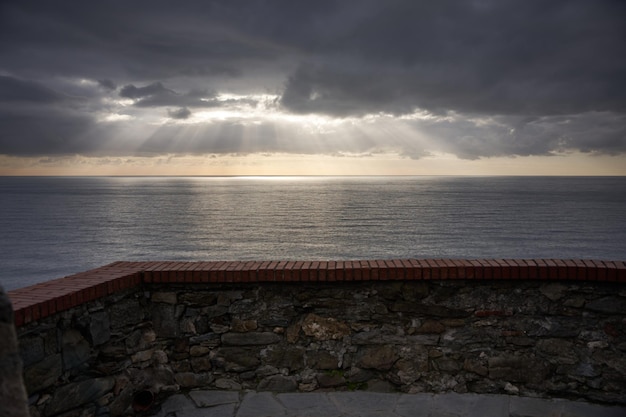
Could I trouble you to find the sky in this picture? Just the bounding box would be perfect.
[0,0,625,176]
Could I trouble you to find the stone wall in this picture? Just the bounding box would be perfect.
[16,276,626,417]
[1,286,30,417]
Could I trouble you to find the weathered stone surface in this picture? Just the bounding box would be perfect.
[61,329,91,370]
[202,305,229,318]
[190,356,212,372]
[391,301,470,318]
[263,346,305,370]
[0,287,30,417]
[151,292,177,304]
[215,378,242,390]
[189,390,239,408]
[527,317,581,338]
[221,332,280,346]
[301,313,350,341]
[14,279,626,413]
[19,335,45,367]
[179,292,217,306]
[464,358,488,377]
[231,319,258,333]
[131,349,154,363]
[357,345,398,370]
[109,299,142,329]
[218,347,260,372]
[352,330,439,346]
[317,372,346,388]
[89,312,110,346]
[257,375,298,392]
[174,372,213,388]
[45,377,114,416]
[190,345,210,357]
[307,350,339,369]
[417,320,447,334]
[189,332,221,347]
[488,355,551,384]
[585,297,626,315]
[536,338,577,363]
[540,283,567,301]
[237,392,286,417]
[152,304,181,338]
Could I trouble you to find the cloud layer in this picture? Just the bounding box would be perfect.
[0,0,624,161]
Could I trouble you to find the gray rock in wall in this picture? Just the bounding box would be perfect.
[62,329,91,370]
[222,332,281,346]
[0,286,30,417]
[45,377,115,416]
[89,311,111,346]
[23,354,63,393]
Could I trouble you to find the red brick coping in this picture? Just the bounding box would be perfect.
[7,259,626,327]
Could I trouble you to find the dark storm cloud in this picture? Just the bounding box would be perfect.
[97,79,116,91]
[167,107,192,120]
[119,82,256,108]
[280,1,626,117]
[0,76,64,103]
[0,0,624,159]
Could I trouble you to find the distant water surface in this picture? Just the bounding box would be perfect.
[1,176,625,290]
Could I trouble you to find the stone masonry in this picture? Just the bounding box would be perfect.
[15,275,626,417]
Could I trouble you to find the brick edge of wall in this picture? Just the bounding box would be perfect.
[7,259,626,327]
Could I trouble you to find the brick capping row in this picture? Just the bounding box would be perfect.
[7,259,626,327]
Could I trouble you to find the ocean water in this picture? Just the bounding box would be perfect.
[1,176,625,290]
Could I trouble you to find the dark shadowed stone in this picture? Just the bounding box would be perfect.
[536,339,577,364]
[463,358,488,377]
[217,291,243,306]
[307,350,339,369]
[189,332,221,347]
[215,378,242,390]
[218,347,260,372]
[352,330,439,346]
[263,346,305,370]
[365,380,395,392]
[19,335,45,367]
[89,311,110,346]
[175,372,214,388]
[357,345,398,370]
[391,302,470,318]
[109,299,142,329]
[417,320,447,334]
[345,367,375,383]
[202,305,229,318]
[488,356,550,384]
[257,375,298,392]
[585,297,626,315]
[179,292,217,306]
[231,319,258,332]
[152,304,181,338]
[190,356,212,372]
[434,357,461,373]
[0,287,30,417]
[540,283,567,301]
[62,329,91,370]
[222,332,280,346]
[151,292,177,304]
[317,372,346,388]
[45,377,114,416]
[402,282,430,300]
[527,318,581,338]
[256,365,279,377]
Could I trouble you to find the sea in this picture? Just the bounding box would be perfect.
[1,176,625,291]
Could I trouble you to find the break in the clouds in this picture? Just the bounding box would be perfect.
[0,0,624,164]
